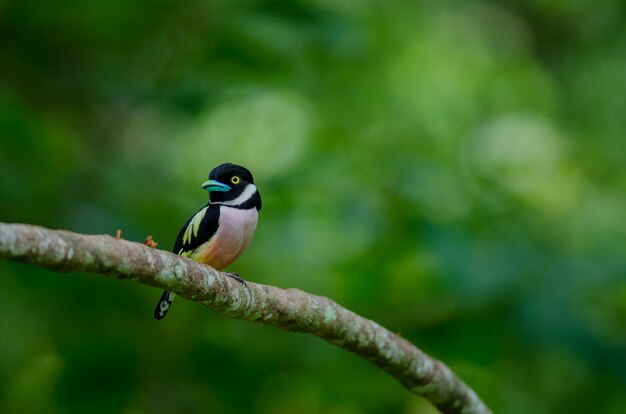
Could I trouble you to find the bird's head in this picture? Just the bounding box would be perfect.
[202,163,261,210]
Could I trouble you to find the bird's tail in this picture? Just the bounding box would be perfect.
[154,290,175,320]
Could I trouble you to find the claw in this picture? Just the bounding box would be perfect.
[224,272,247,287]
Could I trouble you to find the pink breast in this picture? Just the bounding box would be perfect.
[192,207,258,270]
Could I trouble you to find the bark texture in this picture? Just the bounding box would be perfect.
[0,222,491,414]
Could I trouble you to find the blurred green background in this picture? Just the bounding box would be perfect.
[1,1,625,413]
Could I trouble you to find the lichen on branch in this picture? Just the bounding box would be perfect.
[0,222,491,414]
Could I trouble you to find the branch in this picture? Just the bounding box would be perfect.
[0,222,491,414]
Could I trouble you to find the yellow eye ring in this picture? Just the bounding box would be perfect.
[231,176,240,184]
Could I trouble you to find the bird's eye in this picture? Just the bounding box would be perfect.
[231,176,240,184]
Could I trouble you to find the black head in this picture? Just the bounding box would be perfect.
[202,163,261,210]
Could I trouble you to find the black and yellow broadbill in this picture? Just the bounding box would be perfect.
[154,163,262,319]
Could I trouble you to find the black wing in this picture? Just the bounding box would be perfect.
[172,204,221,256]
[156,204,220,320]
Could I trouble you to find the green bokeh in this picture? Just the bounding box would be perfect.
[1,1,625,413]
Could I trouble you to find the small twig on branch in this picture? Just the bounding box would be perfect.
[0,222,491,414]
[143,235,157,248]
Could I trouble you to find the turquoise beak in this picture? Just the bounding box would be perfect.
[201,179,231,192]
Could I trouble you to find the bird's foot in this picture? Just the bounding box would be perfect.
[224,272,247,287]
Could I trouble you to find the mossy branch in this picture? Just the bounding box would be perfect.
[0,222,491,414]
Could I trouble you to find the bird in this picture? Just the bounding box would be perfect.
[154,163,262,320]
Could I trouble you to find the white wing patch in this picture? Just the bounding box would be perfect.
[182,206,208,245]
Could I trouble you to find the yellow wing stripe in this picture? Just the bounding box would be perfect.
[182,206,208,245]
[177,248,193,257]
